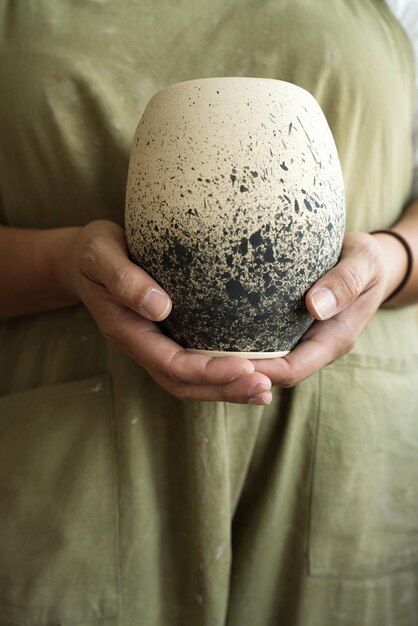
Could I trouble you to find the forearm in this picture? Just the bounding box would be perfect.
[2,198,417,322]
[0,225,82,319]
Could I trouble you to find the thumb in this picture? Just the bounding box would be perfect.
[80,225,172,322]
[106,261,172,321]
[306,261,365,321]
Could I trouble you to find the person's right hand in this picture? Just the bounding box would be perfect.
[65,220,272,405]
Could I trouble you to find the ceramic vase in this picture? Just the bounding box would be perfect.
[125,77,345,358]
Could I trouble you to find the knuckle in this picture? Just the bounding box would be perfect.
[279,373,298,388]
[277,360,307,387]
[166,350,188,383]
[158,371,190,400]
[110,264,136,298]
[337,265,364,301]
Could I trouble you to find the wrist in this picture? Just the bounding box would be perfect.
[41,226,84,305]
[0,225,84,319]
[370,231,410,306]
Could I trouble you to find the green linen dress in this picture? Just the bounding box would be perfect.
[0,1,418,625]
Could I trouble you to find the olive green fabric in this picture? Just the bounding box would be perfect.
[0,1,418,625]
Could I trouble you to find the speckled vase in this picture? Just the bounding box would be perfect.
[125,77,345,358]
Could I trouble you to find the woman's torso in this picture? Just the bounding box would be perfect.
[1,3,418,625]
[0,0,416,397]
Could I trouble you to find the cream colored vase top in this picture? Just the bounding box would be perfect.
[125,77,345,357]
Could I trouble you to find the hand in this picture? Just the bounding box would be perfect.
[66,220,272,404]
[252,231,409,387]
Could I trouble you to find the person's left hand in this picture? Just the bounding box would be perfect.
[252,231,407,387]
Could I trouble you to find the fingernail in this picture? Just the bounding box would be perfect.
[247,382,271,397]
[310,288,337,320]
[248,392,272,405]
[140,289,171,321]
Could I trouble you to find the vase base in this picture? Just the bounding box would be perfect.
[187,348,290,359]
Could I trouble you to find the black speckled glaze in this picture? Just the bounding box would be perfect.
[125,77,345,355]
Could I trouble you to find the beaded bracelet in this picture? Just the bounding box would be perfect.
[370,229,414,303]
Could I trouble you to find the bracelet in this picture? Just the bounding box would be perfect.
[370,229,414,303]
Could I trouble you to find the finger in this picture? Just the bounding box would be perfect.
[85,285,269,387]
[167,349,260,384]
[80,225,172,322]
[114,306,263,386]
[247,391,274,406]
[254,290,377,387]
[136,323,264,386]
[305,235,380,321]
[158,372,273,404]
[253,320,348,387]
[306,260,368,320]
